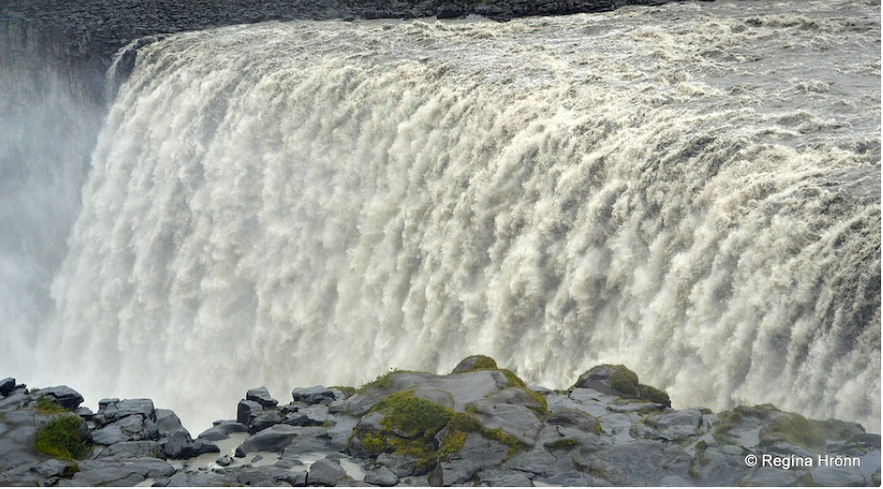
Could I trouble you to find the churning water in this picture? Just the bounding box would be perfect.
[17,0,883,432]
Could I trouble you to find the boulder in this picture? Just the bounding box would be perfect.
[159,429,191,458]
[160,428,220,459]
[375,453,418,478]
[236,399,263,425]
[573,365,670,405]
[92,425,133,446]
[178,440,220,459]
[451,355,498,374]
[467,398,544,445]
[151,409,188,438]
[34,459,78,478]
[235,424,299,456]
[283,413,325,428]
[34,386,84,410]
[236,467,275,486]
[250,409,284,433]
[364,465,398,486]
[0,389,29,412]
[100,398,156,423]
[246,386,279,408]
[197,421,249,441]
[429,459,480,486]
[288,471,309,486]
[292,385,336,405]
[307,458,348,486]
[0,377,17,396]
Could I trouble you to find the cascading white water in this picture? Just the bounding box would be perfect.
[37,0,880,432]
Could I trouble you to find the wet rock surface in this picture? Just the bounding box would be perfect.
[0,361,879,486]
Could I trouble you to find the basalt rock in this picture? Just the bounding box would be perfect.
[0,357,878,486]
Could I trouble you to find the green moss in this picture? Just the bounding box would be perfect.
[637,384,670,404]
[759,413,827,452]
[642,416,659,429]
[695,440,708,451]
[439,412,527,460]
[819,419,863,442]
[500,369,549,418]
[357,372,395,393]
[544,438,579,450]
[603,365,639,396]
[438,412,482,457]
[572,457,606,480]
[699,408,713,415]
[34,396,68,414]
[456,355,498,372]
[373,391,453,438]
[484,427,527,456]
[350,391,455,473]
[734,404,779,420]
[713,410,743,445]
[33,415,89,460]
[584,365,670,404]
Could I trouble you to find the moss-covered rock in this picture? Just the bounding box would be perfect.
[347,390,454,473]
[452,355,499,373]
[33,396,68,415]
[734,403,779,420]
[759,413,828,452]
[573,365,670,405]
[544,438,580,451]
[498,369,549,417]
[33,414,90,460]
[438,412,525,459]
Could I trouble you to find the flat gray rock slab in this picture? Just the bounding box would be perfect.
[810,466,870,486]
[476,468,533,486]
[343,370,510,414]
[92,440,164,460]
[469,401,544,445]
[198,421,249,441]
[575,440,693,486]
[63,457,175,486]
[236,424,299,455]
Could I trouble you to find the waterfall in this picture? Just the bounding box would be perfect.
[38,1,880,432]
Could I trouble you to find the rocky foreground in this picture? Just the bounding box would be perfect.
[0,356,879,486]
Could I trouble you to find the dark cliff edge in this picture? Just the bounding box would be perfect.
[0,0,706,110]
[0,357,880,486]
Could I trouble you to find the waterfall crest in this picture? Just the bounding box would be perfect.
[43,2,881,431]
